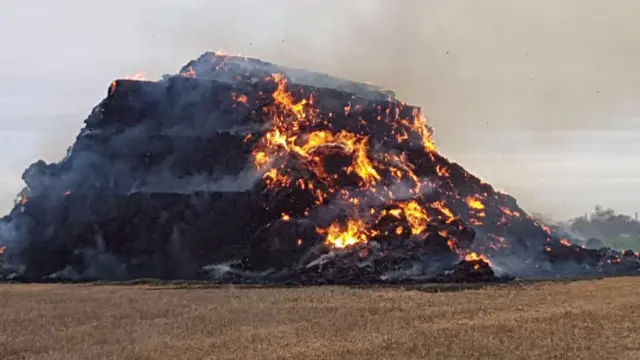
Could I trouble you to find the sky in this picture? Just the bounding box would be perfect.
[0,0,638,220]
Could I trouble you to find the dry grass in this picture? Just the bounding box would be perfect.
[1,278,640,360]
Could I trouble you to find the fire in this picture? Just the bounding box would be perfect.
[232,93,248,104]
[435,165,450,177]
[9,52,640,285]
[271,73,307,119]
[124,72,146,81]
[247,69,518,260]
[397,201,430,235]
[253,74,386,190]
[465,196,485,210]
[0,245,5,255]
[320,219,371,248]
[464,252,491,264]
[500,206,521,217]
[430,201,455,223]
[214,48,229,56]
[410,108,437,153]
[254,151,269,168]
[263,168,290,188]
[351,137,381,186]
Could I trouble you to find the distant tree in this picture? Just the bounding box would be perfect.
[569,204,640,239]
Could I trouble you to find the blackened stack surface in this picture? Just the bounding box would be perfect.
[0,52,638,283]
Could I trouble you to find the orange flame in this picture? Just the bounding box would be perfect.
[351,137,381,186]
[465,195,485,210]
[396,201,430,235]
[435,165,450,178]
[246,70,501,251]
[319,219,371,248]
[410,108,437,153]
[464,252,491,264]
[232,93,248,104]
[214,48,229,56]
[431,201,456,223]
[124,72,146,81]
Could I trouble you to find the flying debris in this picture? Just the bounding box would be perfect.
[0,52,638,283]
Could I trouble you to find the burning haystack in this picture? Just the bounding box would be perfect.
[1,52,638,283]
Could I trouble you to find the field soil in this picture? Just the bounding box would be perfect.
[1,278,640,360]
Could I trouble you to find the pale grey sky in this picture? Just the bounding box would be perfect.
[0,0,638,219]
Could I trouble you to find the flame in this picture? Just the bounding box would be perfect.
[351,137,381,186]
[124,72,146,81]
[397,201,430,235]
[464,252,491,264]
[435,165,450,177]
[253,74,385,190]
[0,245,5,255]
[245,69,526,258]
[232,93,248,104]
[430,201,455,223]
[320,219,371,248]
[465,195,485,210]
[214,48,229,56]
[271,73,307,119]
[410,108,437,153]
[560,238,572,247]
[263,168,291,188]
[500,206,521,217]
[281,213,291,221]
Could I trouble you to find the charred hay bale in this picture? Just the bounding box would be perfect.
[436,259,496,283]
[179,52,397,101]
[17,190,277,279]
[245,218,323,271]
[585,237,605,249]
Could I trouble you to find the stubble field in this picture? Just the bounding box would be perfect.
[1,277,640,360]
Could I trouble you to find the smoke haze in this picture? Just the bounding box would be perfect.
[1,0,639,219]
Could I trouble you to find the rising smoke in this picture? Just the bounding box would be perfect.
[3,0,640,218]
[115,0,640,218]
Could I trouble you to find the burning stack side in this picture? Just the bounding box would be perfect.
[0,52,638,283]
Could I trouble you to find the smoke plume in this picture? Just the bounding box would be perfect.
[3,0,640,218]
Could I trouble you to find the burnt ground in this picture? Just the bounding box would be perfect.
[1,277,639,359]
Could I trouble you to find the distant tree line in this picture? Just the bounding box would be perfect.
[567,205,640,240]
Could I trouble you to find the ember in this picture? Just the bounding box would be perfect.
[0,51,638,283]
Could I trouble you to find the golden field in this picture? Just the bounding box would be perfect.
[1,278,640,360]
